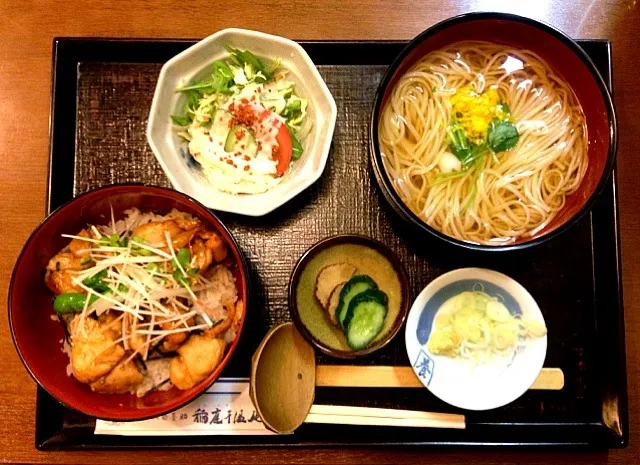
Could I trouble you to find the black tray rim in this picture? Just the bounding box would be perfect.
[39,37,628,451]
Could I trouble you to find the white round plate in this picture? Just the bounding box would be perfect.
[405,268,547,411]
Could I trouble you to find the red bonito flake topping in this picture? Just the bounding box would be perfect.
[233,103,258,127]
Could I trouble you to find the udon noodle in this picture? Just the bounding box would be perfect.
[378,41,588,244]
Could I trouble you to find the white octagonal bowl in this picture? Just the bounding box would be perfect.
[147,28,337,216]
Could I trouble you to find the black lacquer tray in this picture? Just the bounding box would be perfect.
[36,38,627,450]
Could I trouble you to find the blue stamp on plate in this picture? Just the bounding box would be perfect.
[413,350,435,386]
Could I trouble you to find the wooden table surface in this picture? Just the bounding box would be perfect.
[0,0,638,463]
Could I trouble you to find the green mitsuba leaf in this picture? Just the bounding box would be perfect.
[487,119,519,153]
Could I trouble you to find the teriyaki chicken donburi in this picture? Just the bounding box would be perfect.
[45,208,243,397]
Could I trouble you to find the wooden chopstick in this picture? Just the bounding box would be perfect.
[305,414,465,428]
[306,405,465,429]
[304,367,563,430]
[310,404,462,420]
[315,366,564,390]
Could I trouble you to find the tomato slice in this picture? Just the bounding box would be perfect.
[257,110,293,177]
[274,122,293,177]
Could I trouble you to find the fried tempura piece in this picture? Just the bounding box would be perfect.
[169,335,225,390]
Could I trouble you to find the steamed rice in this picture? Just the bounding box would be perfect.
[195,265,237,321]
[100,208,193,236]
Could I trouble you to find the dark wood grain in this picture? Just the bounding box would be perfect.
[0,0,638,463]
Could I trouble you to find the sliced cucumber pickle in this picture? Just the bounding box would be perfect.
[336,275,378,331]
[343,289,389,350]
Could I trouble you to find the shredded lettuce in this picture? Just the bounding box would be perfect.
[282,95,307,130]
[171,44,308,158]
[260,82,307,129]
